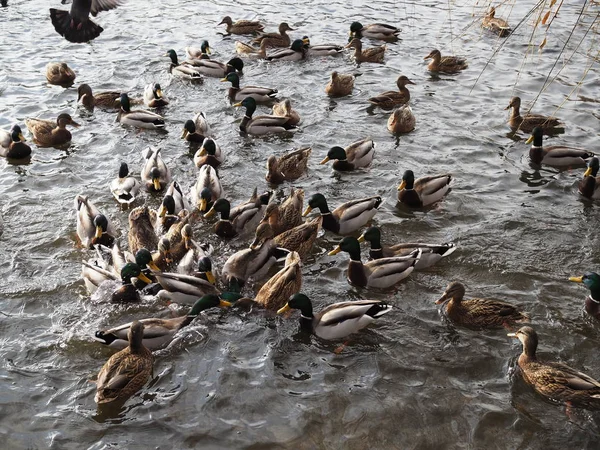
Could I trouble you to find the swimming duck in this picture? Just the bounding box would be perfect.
[265,147,311,184]
[205,190,271,238]
[181,112,211,142]
[221,72,278,104]
[152,237,173,271]
[185,40,211,60]
[50,0,123,43]
[271,99,301,126]
[218,16,265,35]
[187,57,244,78]
[483,6,511,37]
[345,38,386,63]
[349,21,400,41]
[110,162,140,206]
[193,138,223,169]
[74,195,116,248]
[164,49,204,81]
[265,39,308,62]
[303,193,381,235]
[505,97,563,134]
[436,281,529,329]
[569,272,600,320]
[278,293,392,340]
[526,126,592,168]
[368,75,415,110]
[190,165,223,212]
[255,251,302,310]
[117,94,165,129]
[94,321,153,405]
[234,97,295,136]
[77,84,121,110]
[320,138,375,171]
[154,270,221,305]
[507,326,600,409]
[387,105,416,134]
[325,71,355,97]
[397,170,452,208]
[177,238,215,276]
[141,146,171,192]
[253,22,295,48]
[81,250,119,294]
[302,37,343,56]
[578,157,600,199]
[111,263,153,303]
[260,188,304,236]
[128,206,159,254]
[358,227,457,269]
[424,49,468,73]
[0,124,31,159]
[143,83,169,108]
[164,181,190,214]
[154,195,181,236]
[46,62,76,87]
[234,39,269,58]
[25,113,79,147]
[330,237,420,289]
[271,216,321,260]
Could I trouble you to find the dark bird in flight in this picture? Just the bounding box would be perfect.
[50,0,124,43]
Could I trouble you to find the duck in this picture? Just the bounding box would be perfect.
[141,146,171,192]
[278,293,392,340]
[507,326,600,410]
[253,22,295,48]
[74,195,116,248]
[483,6,511,37]
[345,38,386,63]
[117,94,165,129]
[204,190,272,238]
[77,84,121,110]
[218,16,265,35]
[578,157,600,199]
[569,272,600,320]
[45,62,76,87]
[424,49,468,73]
[358,227,457,269]
[185,40,211,60]
[368,75,415,110]
[110,162,140,206]
[203,198,238,239]
[221,72,278,104]
[234,39,269,59]
[436,281,529,329]
[25,113,79,147]
[255,251,302,310]
[265,39,309,62]
[271,99,301,126]
[193,138,223,169]
[154,270,221,305]
[110,263,153,303]
[128,206,159,255]
[265,147,311,184]
[143,83,169,108]
[186,56,244,78]
[325,71,355,97]
[164,181,189,214]
[81,251,119,294]
[155,195,182,235]
[303,193,381,235]
[181,112,211,142]
[50,0,124,43]
[320,138,375,171]
[525,126,593,168]
[94,295,231,351]
[94,321,153,405]
[387,105,416,134]
[0,124,31,159]
[152,237,174,271]
[302,37,343,56]
[176,231,214,277]
[270,216,321,260]
[505,96,563,134]
[191,165,223,212]
[349,21,400,41]
[164,49,204,81]
[260,188,304,236]
[397,170,452,208]
[234,97,295,136]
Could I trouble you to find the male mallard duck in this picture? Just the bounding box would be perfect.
[154,271,220,305]
[368,75,415,110]
[436,281,529,329]
[271,216,321,260]
[110,162,140,206]
[255,251,302,310]
[349,21,400,41]
[94,295,231,351]
[221,72,278,104]
[329,237,420,289]
[94,321,153,405]
[234,97,295,136]
[187,56,244,78]
[253,22,295,48]
[193,138,223,169]
[424,49,467,73]
[185,40,211,60]
[569,272,600,320]
[50,0,124,44]
[181,112,211,142]
[218,16,265,35]
[191,165,223,212]
[507,326,600,409]
[143,83,169,108]
[25,113,79,147]
[117,94,165,129]
[265,147,311,184]
[325,71,355,97]
[178,242,214,276]
[358,227,457,269]
[128,206,159,254]
[345,38,386,63]
[164,181,190,214]
[320,138,375,171]
[483,6,511,37]
[302,37,343,56]
[578,157,600,199]
[74,194,116,248]
[164,49,204,81]
[303,193,381,235]
[141,146,171,192]
[260,188,304,236]
[265,39,308,62]
[397,170,452,208]
[278,293,392,340]
[203,198,238,239]
[505,96,563,134]
[387,105,416,134]
[0,124,31,159]
[77,84,121,110]
[526,126,592,168]
[111,263,153,303]
[205,190,271,238]
[46,62,76,87]
[271,99,301,126]
[155,195,181,235]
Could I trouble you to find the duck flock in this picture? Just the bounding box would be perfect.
[2,1,600,416]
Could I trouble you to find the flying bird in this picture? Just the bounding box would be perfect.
[50,0,125,43]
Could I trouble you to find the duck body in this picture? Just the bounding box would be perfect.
[304,193,381,235]
[219,16,265,35]
[128,206,159,254]
[273,216,322,260]
[387,105,416,134]
[345,38,386,63]
[325,71,355,97]
[265,39,308,62]
[397,170,451,208]
[77,83,121,110]
[155,271,220,305]
[165,49,204,81]
[266,147,311,184]
[191,165,223,212]
[205,190,271,237]
[46,62,76,87]
[424,49,467,73]
[271,99,301,126]
[187,57,244,78]
[182,112,211,142]
[350,21,400,41]
[483,7,511,37]
[255,251,302,311]
[118,94,165,129]
[141,146,171,192]
[185,40,211,60]
[261,188,304,236]
[234,97,294,136]
[74,195,116,248]
[505,97,563,134]
[578,158,600,200]
[320,139,374,171]
[222,73,278,104]
[253,22,294,48]
[306,43,343,57]
[25,114,79,147]
[193,138,223,169]
[143,83,169,108]
[526,127,592,168]
[110,162,140,205]
[50,0,123,43]
[368,75,414,110]
[0,125,31,159]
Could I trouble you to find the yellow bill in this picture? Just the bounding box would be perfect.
[206,271,216,284]
[319,156,330,165]
[302,206,312,217]
[137,272,153,284]
[277,303,291,314]
[153,178,161,191]
[328,246,341,256]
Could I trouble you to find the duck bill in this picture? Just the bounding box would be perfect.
[18,133,26,142]
[525,135,534,145]
[206,47,212,55]
[220,77,228,82]
[569,276,583,283]
[232,101,243,107]
[156,89,163,98]
[398,180,406,191]
[249,236,261,250]
[164,251,173,264]
[218,19,226,26]
[277,303,291,314]
[158,205,167,218]
[219,299,232,307]
[507,332,518,338]
[70,120,81,127]
[147,261,160,272]
[199,147,208,156]
[434,293,449,305]
[153,178,161,191]
[357,234,366,243]
[302,206,312,217]
[584,167,593,177]
[137,272,153,284]
[328,246,341,256]
[206,271,216,284]
[94,226,103,239]
[406,80,416,85]
[204,207,216,218]
[319,156,330,165]
[181,129,189,139]
[199,198,208,212]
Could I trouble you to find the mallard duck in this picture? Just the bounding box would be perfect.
[128,206,159,254]
[329,237,420,288]
[303,193,381,235]
[260,188,304,236]
[270,216,321,260]
[111,263,153,303]
[320,138,375,171]
[0,124,31,159]
[77,84,121,110]
[569,272,600,320]
[164,49,204,81]
[325,71,355,97]
[152,237,173,271]
[302,37,343,56]
[46,62,76,87]
[278,293,392,340]
[387,105,416,134]
[25,113,79,147]
[265,147,311,184]
[436,281,528,329]
[253,22,295,48]
[397,170,452,208]
[154,195,181,235]
[185,40,211,60]
[234,39,268,58]
[110,162,140,206]
[181,114,210,143]
[508,326,600,409]
[191,165,223,212]
[579,157,600,199]
[94,295,231,351]
[265,39,308,62]
[345,38,386,64]
[163,181,189,215]
[505,96,563,134]
[143,83,169,108]
[177,234,214,277]
[525,126,592,168]
[368,75,415,110]
[81,246,119,293]
[193,138,223,168]
[424,49,467,73]
[117,94,165,129]
[203,198,237,239]
[50,0,124,43]
[255,251,302,310]
[349,21,400,41]
[218,16,264,35]
[94,321,153,405]
[358,227,457,269]
[234,97,295,136]
[187,56,244,78]
[483,6,511,37]
[154,270,221,305]
[74,195,116,248]
[205,190,271,238]
[141,146,171,192]
[221,72,278,104]
[271,99,301,126]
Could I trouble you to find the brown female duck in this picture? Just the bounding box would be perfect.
[483,6,511,37]
[128,206,159,254]
[77,84,122,110]
[265,147,311,184]
[368,75,415,110]
[218,16,265,35]
[505,96,563,134]
[260,188,304,236]
[424,49,467,73]
[46,62,76,87]
[252,22,295,48]
[345,38,386,63]
[25,113,79,147]
[255,251,302,311]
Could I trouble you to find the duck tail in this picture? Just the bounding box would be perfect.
[50,8,104,43]
[93,330,116,346]
[367,302,392,318]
